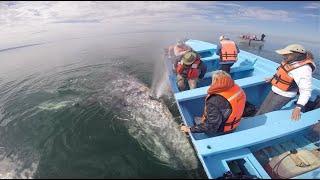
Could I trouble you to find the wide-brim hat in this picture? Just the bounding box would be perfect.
[181,51,197,65]
[276,44,306,55]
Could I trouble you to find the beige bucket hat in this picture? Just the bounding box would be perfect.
[181,51,197,65]
[276,44,306,55]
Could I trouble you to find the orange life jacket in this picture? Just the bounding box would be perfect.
[220,40,238,62]
[202,84,246,132]
[271,58,316,91]
[176,57,201,79]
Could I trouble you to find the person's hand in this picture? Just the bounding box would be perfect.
[180,125,191,133]
[265,77,272,83]
[291,107,301,121]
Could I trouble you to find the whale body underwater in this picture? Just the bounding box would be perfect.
[75,72,199,170]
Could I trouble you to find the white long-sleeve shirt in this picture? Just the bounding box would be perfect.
[272,64,313,106]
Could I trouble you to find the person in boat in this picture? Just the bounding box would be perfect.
[261,33,266,41]
[253,35,257,40]
[180,70,246,134]
[216,35,240,73]
[167,39,192,69]
[167,39,192,59]
[176,51,206,91]
[256,44,316,121]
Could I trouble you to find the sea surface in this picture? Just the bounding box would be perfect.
[0,29,319,179]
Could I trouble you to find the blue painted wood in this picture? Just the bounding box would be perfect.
[203,148,271,179]
[292,168,320,179]
[193,110,319,157]
[165,39,320,179]
[203,61,255,79]
[291,136,318,151]
[248,128,313,152]
[175,75,266,102]
[185,39,217,53]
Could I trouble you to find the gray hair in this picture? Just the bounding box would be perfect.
[211,70,232,83]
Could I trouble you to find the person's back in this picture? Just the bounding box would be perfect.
[198,94,232,133]
[180,70,246,134]
[216,35,240,73]
[168,40,191,58]
[168,40,192,70]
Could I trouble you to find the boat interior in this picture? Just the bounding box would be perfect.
[166,39,320,179]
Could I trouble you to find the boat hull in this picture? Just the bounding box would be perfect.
[164,39,320,179]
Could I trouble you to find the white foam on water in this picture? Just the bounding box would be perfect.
[38,100,77,111]
[0,148,39,179]
[0,106,12,127]
[0,110,4,124]
[0,117,13,127]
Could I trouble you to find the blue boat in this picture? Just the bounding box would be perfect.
[164,39,320,179]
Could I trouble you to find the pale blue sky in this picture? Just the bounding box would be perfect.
[0,1,319,45]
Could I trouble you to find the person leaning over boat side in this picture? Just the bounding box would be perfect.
[167,39,192,68]
[176,51,206,91]
[180,70,246,134]
[256,44,316,121]
[216,35,240,73]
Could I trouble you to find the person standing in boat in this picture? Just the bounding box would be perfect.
[175,51,206,91]
[253,35,257,40]
[261,33,266,41]
[180,70,246,134]
[256,44,316,121]
[216,35,240,73]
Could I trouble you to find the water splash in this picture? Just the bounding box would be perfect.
[154,71,170,99]
[151,55,171,99]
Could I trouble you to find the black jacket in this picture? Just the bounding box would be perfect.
[190,95,232,134]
